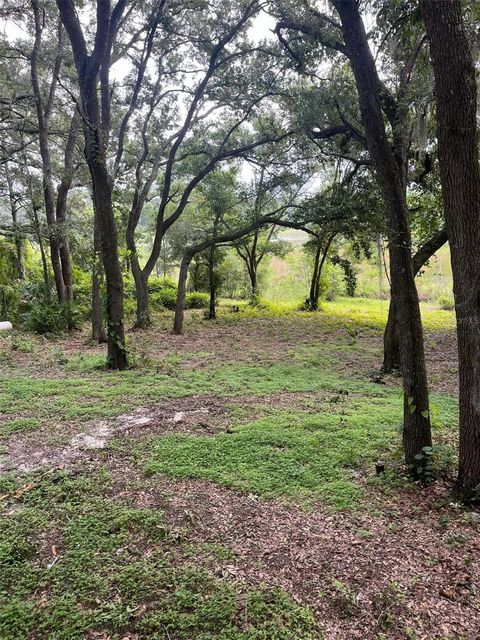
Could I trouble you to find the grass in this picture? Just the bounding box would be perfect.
[0,418,40,439]
[216,297,456,332]
[0,351,386,424]
[0,470,320,640]
[142,392,458,510]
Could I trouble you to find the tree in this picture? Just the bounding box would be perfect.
[302,230,336,310]
[331,0,432,465]
[420,0,480,495]
[274,1,447,377]
[274,1,432,465]
[56,0,129,369]
[30,1,76,304]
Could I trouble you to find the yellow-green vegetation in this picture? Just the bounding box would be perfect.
[216,297,455,331]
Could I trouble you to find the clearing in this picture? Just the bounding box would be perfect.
[0,299,478,640]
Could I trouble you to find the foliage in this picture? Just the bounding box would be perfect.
[151,288,177,310]
[148,276,177,293]
[20,302,84,335]
[185,292,210,309]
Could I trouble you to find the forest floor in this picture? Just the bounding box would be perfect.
[0,299,478,640]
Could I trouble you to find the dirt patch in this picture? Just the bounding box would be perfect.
[0,396,237,474]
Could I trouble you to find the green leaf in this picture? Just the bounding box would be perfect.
[421,410,429,419]
[409,403,416,414]
[407,396,414,406]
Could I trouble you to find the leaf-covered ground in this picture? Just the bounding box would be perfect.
[0,299,478,639]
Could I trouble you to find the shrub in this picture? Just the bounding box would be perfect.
[151,288,177,310]
[148,276,177,293]
[0,285,21,323]
[185,292,209,309]
[21,302,84,334]
[437,294,454,310]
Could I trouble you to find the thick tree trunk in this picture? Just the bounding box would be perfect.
[173,251,193,334]
[87,141,127,369]
[57,0,128,369]
[333,0,431,465]
[383,227,448,373]
[421,0,480,495]
[92,218,107,343]
[383,300,400,373]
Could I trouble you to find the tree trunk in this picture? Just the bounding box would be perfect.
[208,242,216,320]
[55,112,79,303]
[309,238,322,310]
[30,1,68,304]
[333,0,431,465]
[421,0,480,495]
[127,219,150,327]
[131,253,150,328]
[5,167,25,280]
[248,261,259,301]
[383,300,400,373]
[173,251,193,334]
[87,141,127,369]
[33,205,51,304]
[383,227,448,373]
[57,0,127,369]
[14,236,25,281]
[310,233,336,310]
[92,217,107,343]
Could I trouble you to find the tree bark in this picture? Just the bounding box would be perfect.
[173,251,193,335]
[420,0,480,495]
[87,142,127,368]
[55,111,80,303]
[333,0,431,465]
[309,237,322,310]
[383,227,448,373]
[33,204,51,303]
[309,233,336,310]
[5,166,25,280]
[92,216,107,343]
[208,243,217,320]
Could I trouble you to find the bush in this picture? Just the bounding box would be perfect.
[0,285,21,323]
[148,275,177,293]
[21,302,84,334]
[185,292,209,309]
[151,288,177,310]
[437,294,454,310]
